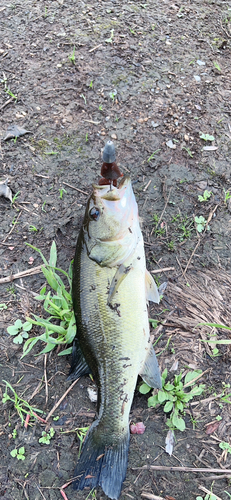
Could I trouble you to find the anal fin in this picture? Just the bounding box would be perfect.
[140,345,162,389]
[67,338,90,381]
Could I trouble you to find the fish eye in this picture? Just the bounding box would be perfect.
[89,207,100,221]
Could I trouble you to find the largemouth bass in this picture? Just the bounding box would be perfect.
[69,153,162,499]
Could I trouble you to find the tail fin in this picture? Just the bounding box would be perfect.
[73,421,130,500]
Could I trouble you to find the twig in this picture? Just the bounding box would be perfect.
[36,485,47,500]
[1,211,22,243]
[182,238,201,277]
[0,96,15,111]
[132,465,231,473]
[45,379,79,422]
[141,494,164,500]
[143,179,151,192]
[89,43,102,52]
[183,204,219,277]
[199,485,223,500]
[44,354,48,406]
[62,181,88,195]
[83,119,101,124]
[156,187,172,228]
[0,265,42,284]
[151,266,175,274]
[198,474,231,481]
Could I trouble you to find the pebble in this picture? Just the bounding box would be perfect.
[111,133,117,140]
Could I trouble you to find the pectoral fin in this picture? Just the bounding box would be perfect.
[140,345,162,389]
[67,338,90,381]
[145,269,160,304]
[107,263,132,305]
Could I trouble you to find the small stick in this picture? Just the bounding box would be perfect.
[0,265,42,284]
[44,354,48,406]
[132,465,231,474]
[156,187,172,229]
[89,43,102,52]
[83,119,101,125]
[0,96,15,111]
[198,485,222,500]
[63,181,88,195]
[36,485,47,500]
[45,379,79,422]
[151,266,175,274]
[60,490,69,500]
[1,211,22,243]
[143,179,151,192]
[141,494,164,500]
[183,204,219,277]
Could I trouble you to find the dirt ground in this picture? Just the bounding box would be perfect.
[1,1,231,499]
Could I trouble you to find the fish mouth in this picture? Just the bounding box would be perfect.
[92,175,131,201]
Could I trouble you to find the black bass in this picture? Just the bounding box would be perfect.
[69,146,162,499]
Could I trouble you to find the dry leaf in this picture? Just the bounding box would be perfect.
[205,421,220,435]
[0,179,12,202]
[165,429,174,455]
[4,124,32,141]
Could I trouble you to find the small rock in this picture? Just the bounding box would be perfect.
[151,121,159,128]
[197,60,205,66]
[166,139,176,149]
[184,134,189,141]
[194,75,201,82]
[111,133,117,140]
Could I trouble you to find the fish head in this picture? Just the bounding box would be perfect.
[83,175,142,267]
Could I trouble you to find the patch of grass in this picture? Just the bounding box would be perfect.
[2,380,44,425]
[140,369,205,432]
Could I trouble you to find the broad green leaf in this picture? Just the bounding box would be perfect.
[148,395,159,407]
[7,325,20,335]
[189,385,204,397]
[139,383,152,395]
[164,400,173,413]
[19,446,25,454]
[13,334,23,344]
[161,368,168,382]
[184,370,202,386]
[10,449,17,458]
[175,400,184,411]
[49,241,57,267]
[164,382,174,391]
[158,390,167,403]
[200,133,215,141]
[172,412,185,431]
[58,346,73,356]
[23,322,32,332]
[21,337,40,358]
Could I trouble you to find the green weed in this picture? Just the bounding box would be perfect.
[140,369,205,432]
[10,446,25,460]
[20,242,75,357]
[76,427,89,458]
[195,215,207,232]
[198,190,212,202]
[68,46,75,65]
[39,427,55,444]
[7,319,32,344]
[200,133,215,142]
[2,380,44,425]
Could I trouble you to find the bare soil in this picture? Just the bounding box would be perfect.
[0,1,231,499]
